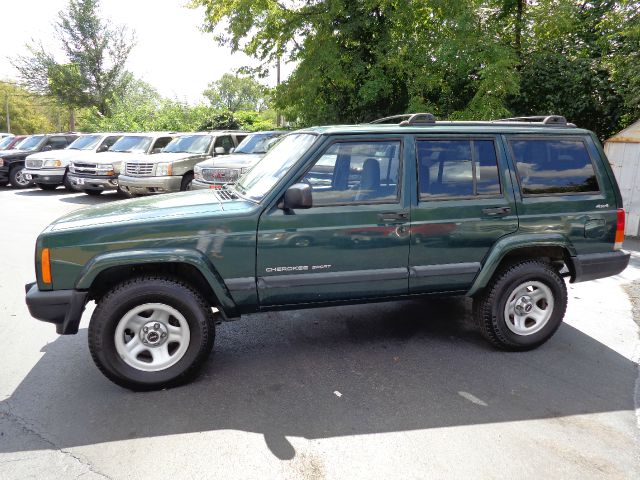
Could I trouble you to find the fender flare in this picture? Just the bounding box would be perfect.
[466,233,577,297]
[75,248,239,317]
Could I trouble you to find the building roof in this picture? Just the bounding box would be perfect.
[606,119,640,144]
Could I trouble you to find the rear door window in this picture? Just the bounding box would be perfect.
[417,139,501,199]
[509,138,599,195]
[47,137,70,150]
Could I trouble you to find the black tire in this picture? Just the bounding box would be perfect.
[63,173,75,191]
[85,189,102,196]
[180,172,194,191]
[88,276,216,391]
[117,186,132,198]
[9,165,32,188]
[37,183,58,191]
[473,260,567,351]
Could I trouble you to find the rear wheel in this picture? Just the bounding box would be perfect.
[180,172,194,191]
[88,276,216,390]
[37,183,58,191]
[9,165,32,188]
[473,260,567,351]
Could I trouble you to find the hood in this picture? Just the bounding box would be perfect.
[0,149,31,158]
[197,153,263,169]
[26,149,93,161]
[48,189,255,232]
[76,151,148,165]
[128,152,209,164]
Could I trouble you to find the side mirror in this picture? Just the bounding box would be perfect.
[97,144,109,152]
[281,183,312,210]
[229,147,235,154]
[42,145,53,152]
[152,147,163,154]
[214,146,226,155]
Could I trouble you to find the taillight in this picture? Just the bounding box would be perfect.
[615,208,625,250]
[41,248,52,284]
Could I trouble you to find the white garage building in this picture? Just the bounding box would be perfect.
[605,119,640,236]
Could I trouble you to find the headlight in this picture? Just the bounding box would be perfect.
[68,163,76,173]
[43,159,62,167]
[156,162,173,176]
[241,167,249,174]
[96,164,115,176]
[194,165,203,181]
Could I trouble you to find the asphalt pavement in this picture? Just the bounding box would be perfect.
[0,185,638,479]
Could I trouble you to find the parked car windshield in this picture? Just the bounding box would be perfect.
[17,135,45,151]
[233,133,318,201]
[0,136,14,150]
[234,133,282,154]
[163,135,212,154]
[109,136,152,153]
[68,134,103,150]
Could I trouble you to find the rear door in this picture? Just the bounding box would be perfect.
[256,136,410,306]
[409,135,519,293]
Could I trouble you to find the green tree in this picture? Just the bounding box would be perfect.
[203,73,270,112]
[0,81,66,134]
[12,0,134,119]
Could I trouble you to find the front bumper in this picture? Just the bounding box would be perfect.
[191,179,225,190]
[118,175,182,195]
[0,166,8,182]
[68,173,118,191]
[24,168,65,185]
[25,282,88,335]
[571,250,631,283]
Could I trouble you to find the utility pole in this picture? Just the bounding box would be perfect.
[5,94,10,133]
[276,56,282,128]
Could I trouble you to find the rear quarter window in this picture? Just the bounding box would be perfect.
[509,138,599,195]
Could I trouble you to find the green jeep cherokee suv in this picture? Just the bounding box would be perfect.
[25,114,630,390]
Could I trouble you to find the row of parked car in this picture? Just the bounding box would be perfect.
[0,130,284,195]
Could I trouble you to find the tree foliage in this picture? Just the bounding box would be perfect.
[193,0,640,138]
[0,82,67,134]
[203,73,270,111]
[12,0,134,115]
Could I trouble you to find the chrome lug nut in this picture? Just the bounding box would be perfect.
[153,323,160,330]
[143,326,149,333]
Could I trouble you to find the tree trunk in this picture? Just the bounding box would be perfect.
[515,0,525,63]
[69,109,75,131]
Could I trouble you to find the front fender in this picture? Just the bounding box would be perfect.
[467,233,576,297]
[75,248,239,317]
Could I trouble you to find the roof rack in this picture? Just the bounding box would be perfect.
[497,115,571,126]
[369,113,436,125]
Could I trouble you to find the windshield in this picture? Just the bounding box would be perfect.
[68,134,103,150]
[0,136,14,150]
[234,133,318,201]
[163,135,212,154]
[18,135,45,151]
[235,133,282,154]
[110,136,152,153]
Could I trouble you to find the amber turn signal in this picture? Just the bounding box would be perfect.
[41,248,52,284]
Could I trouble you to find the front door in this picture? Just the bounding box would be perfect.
[257,137,410,306]
[409,135,519,293]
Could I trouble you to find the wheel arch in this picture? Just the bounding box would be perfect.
[467,234,577,297]
[76,248,239,318]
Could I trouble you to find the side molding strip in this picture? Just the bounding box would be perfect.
[409,262,481,278]
[258,267,408,289]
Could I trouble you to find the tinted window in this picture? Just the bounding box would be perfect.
[103,136,121,148]
[510,139,599,195]
[302,141,401,206]
[48,137,69,150]
[417,139,500,198]
[215,136,234,153]
[153,137,173,151]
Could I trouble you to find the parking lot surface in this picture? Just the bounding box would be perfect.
[0,186,639,479]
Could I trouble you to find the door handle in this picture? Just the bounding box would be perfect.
[378,212,408,223]
[482,206,511,216]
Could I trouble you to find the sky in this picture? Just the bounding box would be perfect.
[0,0,292,104]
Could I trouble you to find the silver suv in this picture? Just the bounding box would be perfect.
[118,131,247,195]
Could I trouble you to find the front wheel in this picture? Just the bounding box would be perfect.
[9,166,32,188]
[473,260,567,351]
[88,276,216,390]
[180,172,194,191]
